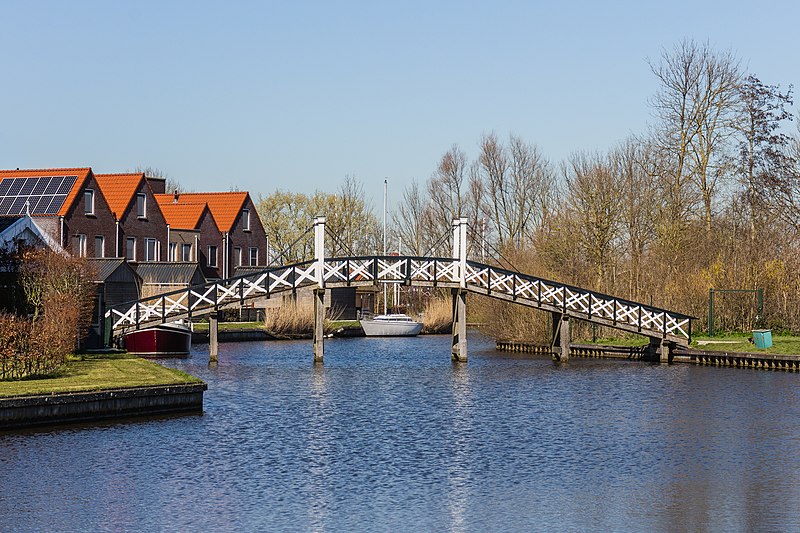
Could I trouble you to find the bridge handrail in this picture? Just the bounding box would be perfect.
[466,260,697,321]
[106,259,316,315]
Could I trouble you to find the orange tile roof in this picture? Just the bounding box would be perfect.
[157,192,248,232]
[0,167,92,216]
[154,197,211,230]
[95,173,146,219]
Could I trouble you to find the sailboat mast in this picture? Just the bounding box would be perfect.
[383,178,388,315]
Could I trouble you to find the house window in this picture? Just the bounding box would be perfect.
[95,235,104,258]
[234,247,242,267]
[242,209,250,231]
[249,247,258,266]
[145,238,157,262]
[126,237,136,261]
[169,242,177,261]
[136,193,147,218]
[84,189,95,215]
[207,245,217,267]
[73,234,87,257]
[181,243,192,262]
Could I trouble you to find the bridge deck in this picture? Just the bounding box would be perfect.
[107,256,693,345]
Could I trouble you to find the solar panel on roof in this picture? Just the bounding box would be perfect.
[43,178,60,194]
[19,180,36,196]
[56,177,76,194]
[8,179,24,196]
[32,179,48,195]
[0,175,78,215]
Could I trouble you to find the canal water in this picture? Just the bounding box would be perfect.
[1,333,799,532]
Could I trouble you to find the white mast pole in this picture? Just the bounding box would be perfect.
[383,178,388,315]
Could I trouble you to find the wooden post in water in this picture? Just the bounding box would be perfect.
[451,217,468,362]
[451,288,467,362]
[313,216,326,364]
[209,311,219,363]
[313,288,325,363]
[550,312,570,362]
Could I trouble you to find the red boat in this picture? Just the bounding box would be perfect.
[124,323,192,357]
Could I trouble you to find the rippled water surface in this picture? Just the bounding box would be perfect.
[2,333,800,532]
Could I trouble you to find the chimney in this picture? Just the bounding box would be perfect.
[173,190,179,204]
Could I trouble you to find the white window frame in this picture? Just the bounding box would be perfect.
[242,208,250,231]
[94,235,105,258]
[207,245,217,267]
[249,247,258,266]
[136,193,147,218]
[234,247,242,267]
[145,238,158,262]
[74,234,87,257]
[169,242,177,262]
[84,189,95,215]
[126,237,136,261]
[181,243,192,262]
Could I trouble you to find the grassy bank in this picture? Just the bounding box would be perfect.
[192,321,265,333]
[575,332,800,356]
[0,353,202,398]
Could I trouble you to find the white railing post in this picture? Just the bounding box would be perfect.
[452,217,467,288]
[313,216,326,288]
[312,216,326,363]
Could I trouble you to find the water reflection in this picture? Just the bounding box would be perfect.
[446,361,473,532]
[1,334,799,531]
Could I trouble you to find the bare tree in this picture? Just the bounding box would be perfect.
[477,133,553,250]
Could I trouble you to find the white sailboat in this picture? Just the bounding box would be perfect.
[359,178,423,337]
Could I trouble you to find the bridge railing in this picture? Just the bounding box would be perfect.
[107,260,317,332]
[463,261,693,343]
[107,254,692,344]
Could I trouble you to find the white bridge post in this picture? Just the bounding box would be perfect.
[451,217,468,362]
[313,216,326,363]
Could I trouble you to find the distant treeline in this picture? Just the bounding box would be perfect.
[257,39,800,339]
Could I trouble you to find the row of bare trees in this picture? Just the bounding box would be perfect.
[392,39,799,337]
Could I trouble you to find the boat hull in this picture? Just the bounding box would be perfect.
[360,318,423,337]
[124,324,191,357]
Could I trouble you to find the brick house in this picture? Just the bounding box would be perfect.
[155,195,223,279]
[157,192,267,279]
[0,168,117,258]
[95,173,169,262]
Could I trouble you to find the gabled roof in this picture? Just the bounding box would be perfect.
[95,173,147,219]
[157,192,249,232]
[0,214,66,253]
[154,196,215,231]
[86,258,141,283]
[0,167,93,217]
[135,261,206,285]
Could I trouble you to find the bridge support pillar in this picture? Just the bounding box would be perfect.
[451,288,467,362]
[550,312,570,362]
[209,311,219,363]
[313,289,325,364]
[648,338,672,364]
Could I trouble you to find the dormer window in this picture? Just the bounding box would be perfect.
[84,189,95,215]
[242,208,250,231]
[137,193,147,218]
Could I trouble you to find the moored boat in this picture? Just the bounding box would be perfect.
[359,313,423,337]
[124,322,192,356]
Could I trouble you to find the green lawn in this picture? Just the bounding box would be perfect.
[0,353,203,398]
[576,332,800,356]
[690,333,800,355]
[192,321,265,333]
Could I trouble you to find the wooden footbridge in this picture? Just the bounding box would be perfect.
[106,218,693,363]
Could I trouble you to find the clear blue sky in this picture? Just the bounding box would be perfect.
[1,0,798,210]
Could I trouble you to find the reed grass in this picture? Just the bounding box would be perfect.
[421,297,452,334]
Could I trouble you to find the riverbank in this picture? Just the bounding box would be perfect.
[0,353,207,429]
[495,337,800,371]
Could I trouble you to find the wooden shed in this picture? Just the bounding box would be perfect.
[86,258,141,349]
